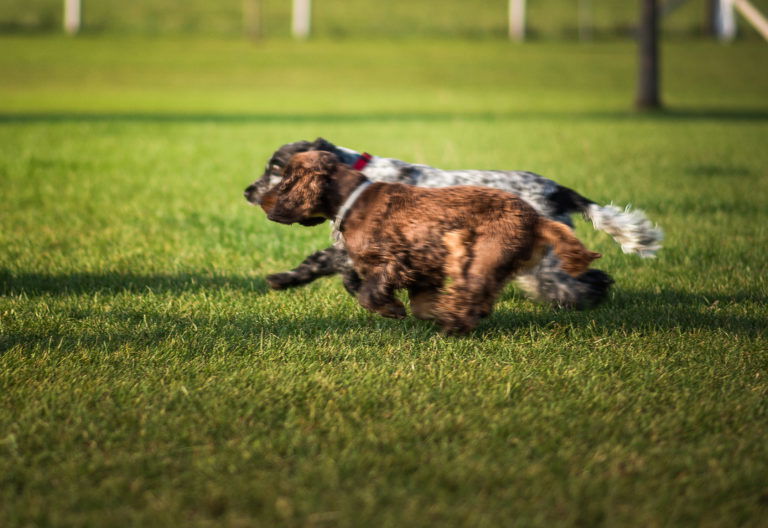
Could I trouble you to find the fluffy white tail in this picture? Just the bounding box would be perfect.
[585,203,663,258]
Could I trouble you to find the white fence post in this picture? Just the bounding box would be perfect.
[716,0,737,40]
[509,0,526,41]
[63,0,81,35]
[292,0,311,39]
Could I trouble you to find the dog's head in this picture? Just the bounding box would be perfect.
[260,150,342,226]
[243,137,337,206]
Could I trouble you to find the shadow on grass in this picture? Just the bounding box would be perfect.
[0,305,418,355]
[0,270,269,297]
[485,287,766,339]
[684,165,755,178]
[1,270,765,354]
[1,108,767,125]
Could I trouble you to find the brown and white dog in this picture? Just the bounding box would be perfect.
[261,151,601,335]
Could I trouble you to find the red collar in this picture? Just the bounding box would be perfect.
[352,152,373,170]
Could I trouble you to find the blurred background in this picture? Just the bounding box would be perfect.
[3,0,768,119]
[2,0,768,40]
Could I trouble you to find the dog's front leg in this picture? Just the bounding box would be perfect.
[340,267,363,297]
[357,272,406,319]
[332,249,363,296]
[266,247,340,290]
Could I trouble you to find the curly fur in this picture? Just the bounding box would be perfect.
[244,137,661,308]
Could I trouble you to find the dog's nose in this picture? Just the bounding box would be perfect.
[244,185,255,200]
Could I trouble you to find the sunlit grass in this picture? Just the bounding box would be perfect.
[0,36,767,527]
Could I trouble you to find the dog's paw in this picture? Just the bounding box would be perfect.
[438,316,478,337]
[382,304,407,319]
[573,269,614,309]
[373,302,407,319]
[266,272,298,290]
[441,324,474,337]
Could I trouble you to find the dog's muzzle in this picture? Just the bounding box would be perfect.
[244,183,261,205]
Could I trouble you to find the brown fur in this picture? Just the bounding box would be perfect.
[262,151,601,335]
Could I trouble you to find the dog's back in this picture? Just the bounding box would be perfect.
[344,183,599,284]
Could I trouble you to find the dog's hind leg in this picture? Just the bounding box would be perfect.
[515,250,613,309]
[265,246,341,290]
[357,271,406,319]
[434,232,507,335]
[433,287,486,335]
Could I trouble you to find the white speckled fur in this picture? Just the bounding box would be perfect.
[333,146,662,254]
[586,204,663,258]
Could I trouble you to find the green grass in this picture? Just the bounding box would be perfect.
[1,35,767,527]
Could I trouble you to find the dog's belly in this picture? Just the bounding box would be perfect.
[350,235,448,287]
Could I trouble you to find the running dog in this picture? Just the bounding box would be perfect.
[261,151,602,335]
[244,138,662,308]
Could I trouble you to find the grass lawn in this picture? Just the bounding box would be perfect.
[1,35,767,527]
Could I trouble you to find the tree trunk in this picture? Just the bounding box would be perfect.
[706,0,719,36]
[636,0,662,111]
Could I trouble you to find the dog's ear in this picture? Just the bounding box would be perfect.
[266,152,337,224]
[269,140,313,168]
[311,137,336,152]
[282,150,337,185]
[259,188,277,215]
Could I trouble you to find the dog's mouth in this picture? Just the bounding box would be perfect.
[266,211,289,224]
[299,217,326,226]
[244,175,282,206]
[266,212,326,226]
